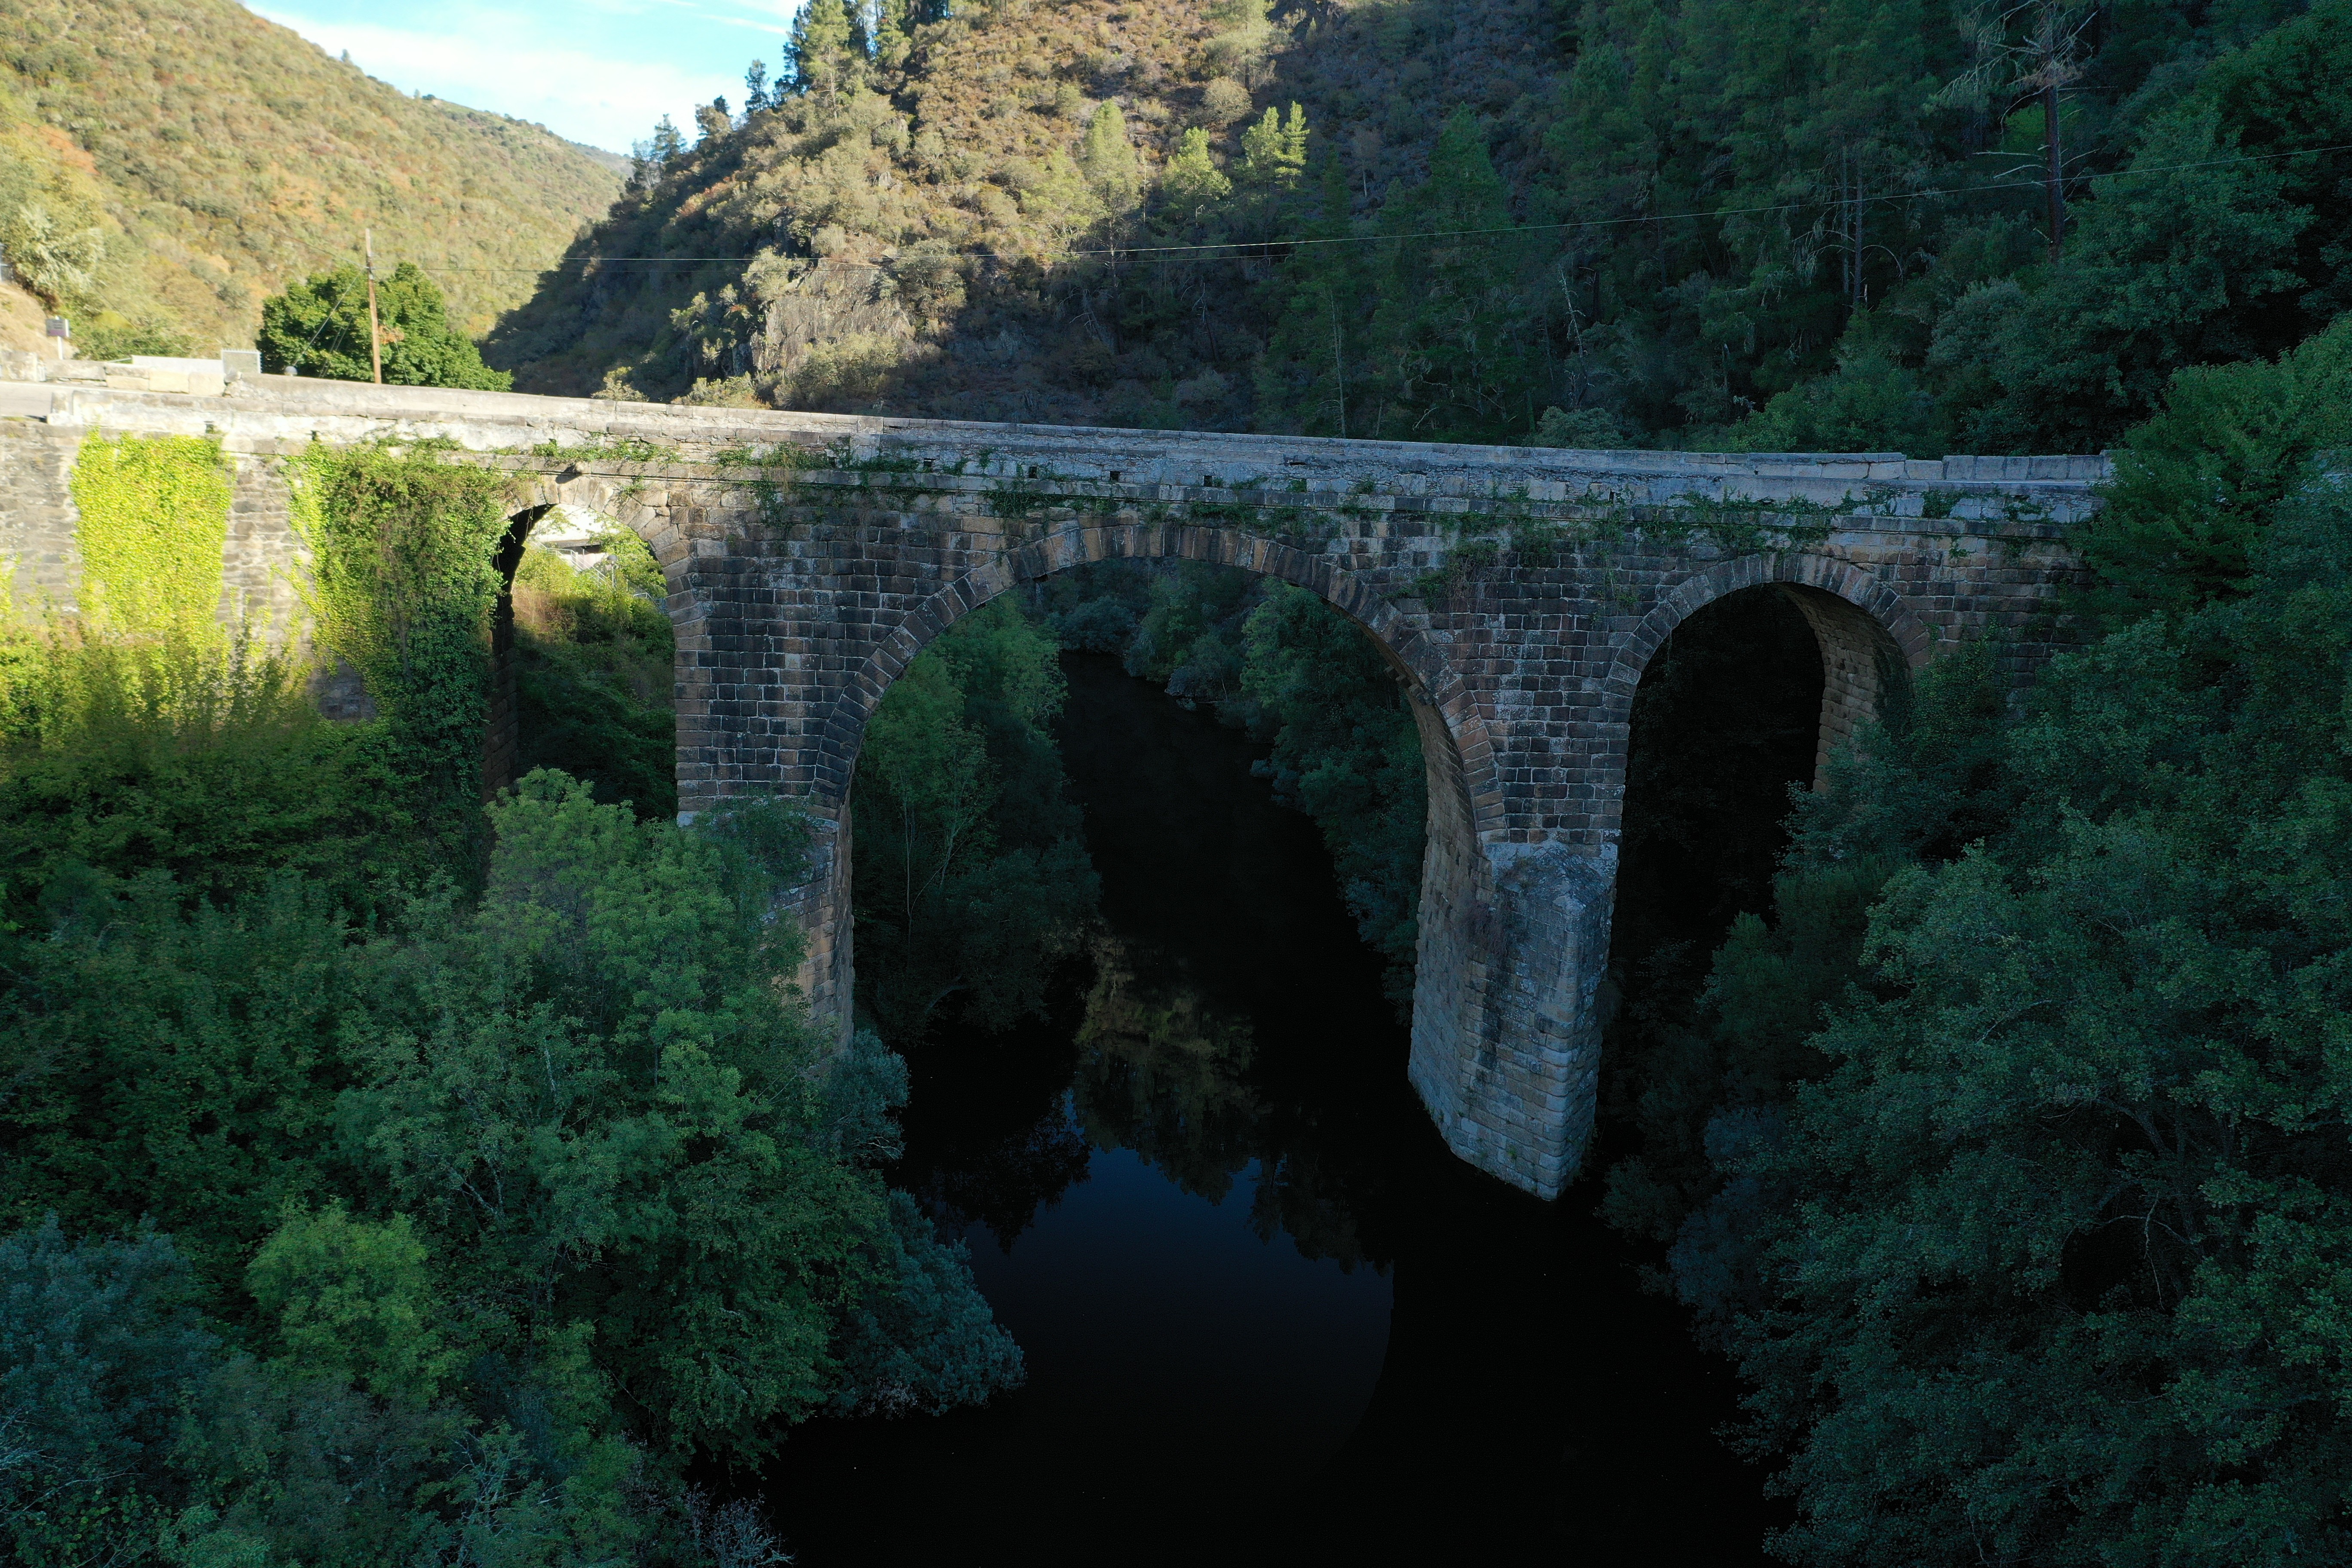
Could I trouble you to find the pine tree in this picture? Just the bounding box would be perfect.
[1366,110,1536,441]
[1256,156,1366,436]
[1082,103,1140,214]
[1240,103,1309,188]
[627,115,686,195]
[871,0,912,69]
[790,0,858,92]
[1159,128,1232,219]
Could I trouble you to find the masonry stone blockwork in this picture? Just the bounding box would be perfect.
[0,377,2102,1199]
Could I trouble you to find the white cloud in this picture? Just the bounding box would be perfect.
[699,0,806,23]
[253,3,759,151]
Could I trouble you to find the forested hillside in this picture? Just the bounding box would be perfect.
[490,0,2347,455]
[0,0,621,356]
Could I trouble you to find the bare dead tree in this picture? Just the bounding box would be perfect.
[1934,0,2098,262]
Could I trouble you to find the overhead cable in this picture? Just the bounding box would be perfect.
[370,137,2352,275]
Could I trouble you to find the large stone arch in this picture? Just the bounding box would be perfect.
[796,518,1506,1175]
[809,521,1500,818]
[1598,551,1933,828]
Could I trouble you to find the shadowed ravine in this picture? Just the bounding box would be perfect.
[756,654,1777,1565]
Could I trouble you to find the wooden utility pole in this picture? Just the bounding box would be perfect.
[364,228,384,384]
[1327,284,1347,439]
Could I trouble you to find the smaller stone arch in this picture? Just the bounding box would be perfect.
[493,475,728,809]
[481,502,552,799]
[507,470,703,605]
[481,493,697,801]
[1599,552,1932,821]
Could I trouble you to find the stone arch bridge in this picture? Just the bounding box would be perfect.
[0,377,2103,1199]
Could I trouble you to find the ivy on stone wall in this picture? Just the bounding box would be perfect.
[286,443,515,831]
[67,434,233,636]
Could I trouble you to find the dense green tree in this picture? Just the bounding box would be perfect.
[1238,103,1309,189]
[0,1220,216,1559]
[851,602,1099,1040]
[246,1205,456,1406]
[1617,330,2352,1563]
[787,0,859,92]
[258,261,512,390]
[1694,479,2352,1564]
[1081,102,1141,214]
[2068,313,2352,623]
[1724,343,1938,455]
[344,777,907,1455]
[0,873,367,1283]
[1159,127,1234,219]
[826,1191,1027,1415]
[1237,582,1426,1004]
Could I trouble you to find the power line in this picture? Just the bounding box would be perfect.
[399,137,2352,275]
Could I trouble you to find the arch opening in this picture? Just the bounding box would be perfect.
[815,536,1488,1115]
[1596,571,1913,1218]
[1777,582,1914,790]
[485,502,680,820]
[1608,585,1825,1016]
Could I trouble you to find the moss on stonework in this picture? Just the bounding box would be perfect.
[68,433,234,635]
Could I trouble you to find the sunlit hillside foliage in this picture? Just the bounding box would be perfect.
[487,0,1271,412]
[0,0,620,354]
[491,0,2347,454]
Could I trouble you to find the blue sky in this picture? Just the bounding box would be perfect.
[249,0,802,153]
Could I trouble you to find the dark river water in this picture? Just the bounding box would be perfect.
[763,654,1776,1565]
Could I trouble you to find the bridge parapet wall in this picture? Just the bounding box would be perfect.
[0,380,2102,1199]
